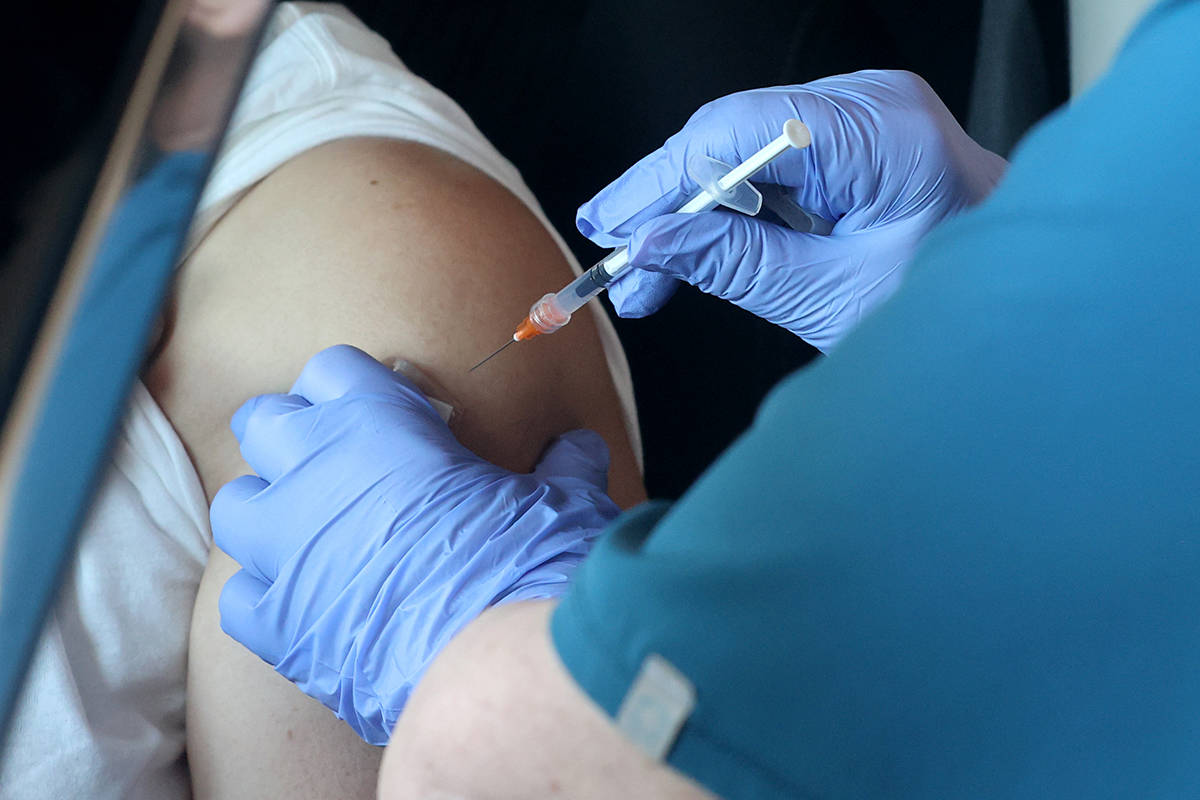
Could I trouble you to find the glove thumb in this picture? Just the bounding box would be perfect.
[532,429,611,491]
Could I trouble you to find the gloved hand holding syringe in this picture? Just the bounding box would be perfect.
[469,118,814,371]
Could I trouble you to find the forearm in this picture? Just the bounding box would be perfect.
[380,601,714,800]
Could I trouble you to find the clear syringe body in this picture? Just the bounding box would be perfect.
[520,190,727,340]
[515,119,810,342]
[522,250,625,338]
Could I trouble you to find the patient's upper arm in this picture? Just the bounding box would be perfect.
[145,137,646,798]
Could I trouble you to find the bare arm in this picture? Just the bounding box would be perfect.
[145,136,645,798]
[380,601,716,800]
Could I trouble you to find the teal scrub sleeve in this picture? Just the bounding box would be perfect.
[552,2,1200,797]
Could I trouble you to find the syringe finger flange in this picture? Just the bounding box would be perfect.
[687,155,763,216]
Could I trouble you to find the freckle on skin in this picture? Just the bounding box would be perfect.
[549,779,561,793]
[286,729,294,740]
[370,179,379,185]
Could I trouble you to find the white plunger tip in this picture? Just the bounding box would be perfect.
[783,119,812,149]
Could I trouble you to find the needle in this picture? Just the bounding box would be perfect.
[469,339,515,372]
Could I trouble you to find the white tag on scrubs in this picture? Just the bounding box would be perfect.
[615,653,696,761]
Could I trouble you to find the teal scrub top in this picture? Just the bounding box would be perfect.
[551,2,1200,797]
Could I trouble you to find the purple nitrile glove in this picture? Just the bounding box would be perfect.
[210,345,620,745]
[578,70,1007,351]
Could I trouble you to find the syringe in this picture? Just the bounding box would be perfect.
[470,119,813,372]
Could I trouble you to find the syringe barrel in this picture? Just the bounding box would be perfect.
[594,247,631,282]
[556,248,631,314]
[525,292,571,337]
[526,253,627,337]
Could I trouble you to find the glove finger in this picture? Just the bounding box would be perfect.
[233,393,315,482]
[494,575,574,606]
[577,144,695,248]
[628,211,883,351]
[626,210,777,292]
[606,268,679,319]
[218,568,283,665]
[210,474,282,582]
[290,344,424,406]
[231,392,308,443]
[532,429,611,490]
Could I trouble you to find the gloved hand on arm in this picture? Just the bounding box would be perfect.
[209,344,620,745]
[578,69,1008,351]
